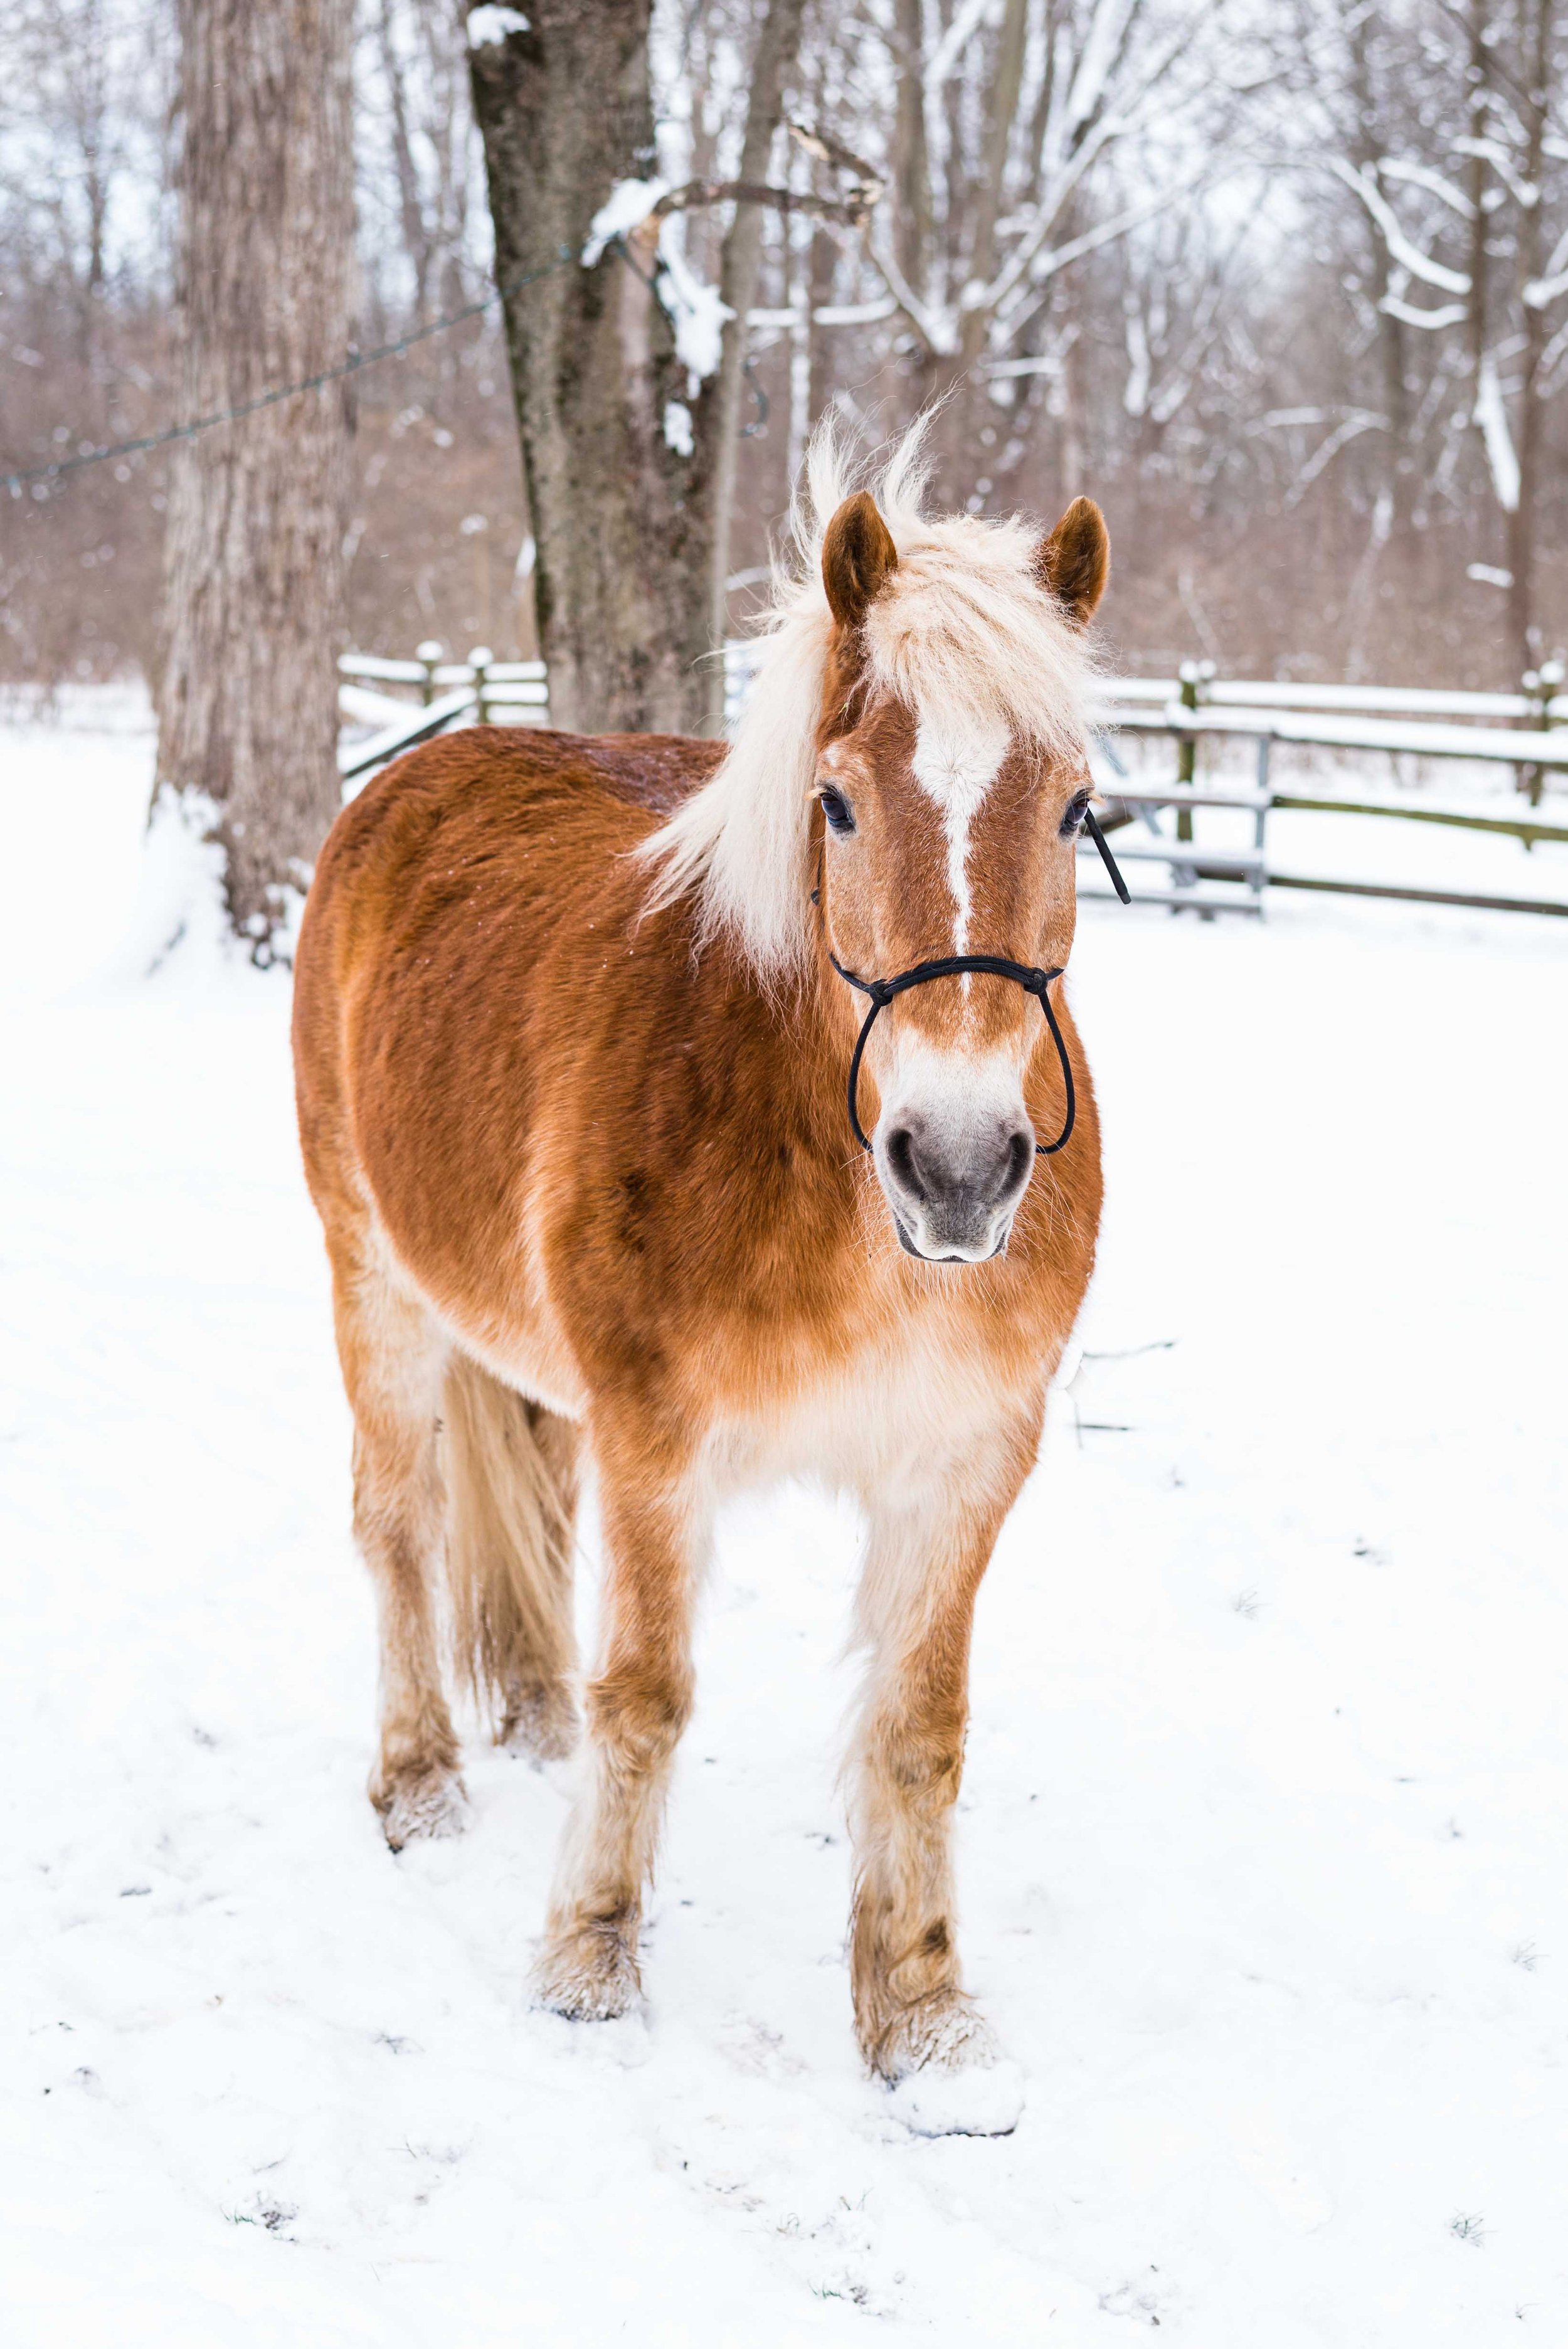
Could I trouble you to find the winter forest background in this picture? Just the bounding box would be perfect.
[8,0,1568,701]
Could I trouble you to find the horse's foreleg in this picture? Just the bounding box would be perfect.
[532,1457,704,2020]
[332,1254,463,1849]
[849,1421,1037,2080]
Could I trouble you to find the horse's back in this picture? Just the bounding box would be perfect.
[305,723,718,929]
[292,724,721,1245]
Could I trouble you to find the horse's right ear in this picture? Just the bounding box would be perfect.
[822,492,898,628]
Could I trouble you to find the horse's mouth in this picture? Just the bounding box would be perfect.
[892,1213,1009,1265]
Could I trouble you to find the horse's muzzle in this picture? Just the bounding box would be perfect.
[879,1108,1036,1263]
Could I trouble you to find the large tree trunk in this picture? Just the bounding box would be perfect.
[469,0,707,736]
[155,0,354,959]
[471,0,810,738]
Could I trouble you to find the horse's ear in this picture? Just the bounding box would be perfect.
[822,492,898,628]
[1036,497,1109,625]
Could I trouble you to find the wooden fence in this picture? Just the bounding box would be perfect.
[338,647,1568,921]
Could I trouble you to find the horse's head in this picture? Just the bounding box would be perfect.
[813,488,1108,1264]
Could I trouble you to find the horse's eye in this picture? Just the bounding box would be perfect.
[1060,789,1093,839]
[819,789,856,836]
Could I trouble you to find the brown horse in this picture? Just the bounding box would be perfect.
[292,429,1109,2097]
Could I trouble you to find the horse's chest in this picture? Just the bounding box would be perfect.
[713,1308,1051,1502]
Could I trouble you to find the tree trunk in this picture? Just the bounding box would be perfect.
[469,0,708,736]
[1507,0,1554,676]
[692,0,808,699]
[155,0,354,958]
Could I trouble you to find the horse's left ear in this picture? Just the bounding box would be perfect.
[1036,497,1109,624]
[822,492,899,628]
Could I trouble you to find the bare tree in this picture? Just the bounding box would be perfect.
[689,0,808,687]
[1304,0,1568,670]
[154,0,356,957]
[469,0,712,734]
[867,1,1229,435]
[368,0,479,320]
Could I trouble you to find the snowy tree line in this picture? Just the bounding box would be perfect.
[5,0,1568,696]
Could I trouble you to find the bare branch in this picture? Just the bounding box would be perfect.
[652,178,877,230]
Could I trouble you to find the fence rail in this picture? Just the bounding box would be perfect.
[1094,677,1567,723]
[337,647,1568,919]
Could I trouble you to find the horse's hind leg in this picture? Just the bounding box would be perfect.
[330,1241,464,1848]
[849,1416,1037,2081]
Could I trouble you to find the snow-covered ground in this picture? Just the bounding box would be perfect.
[4,706,1567,2347]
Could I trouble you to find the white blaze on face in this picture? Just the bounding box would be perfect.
[910,713,1011,957]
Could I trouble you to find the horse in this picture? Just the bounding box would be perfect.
[291,427,1110,2099]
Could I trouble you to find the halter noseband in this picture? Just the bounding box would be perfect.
[822,805,1130,1160]
[829,952,1076,1155]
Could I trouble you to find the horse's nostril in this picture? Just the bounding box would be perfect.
[1002,1127,1034,1199]
[885,1124,928,1202]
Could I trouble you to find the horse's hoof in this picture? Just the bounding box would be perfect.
[497,1682,579,1764]
[531,1922,642,2021]
[866,1985,997,2079]
[885,2054,1025,2139]
[866,1993,1022,2133]
[374,1765,469,1851]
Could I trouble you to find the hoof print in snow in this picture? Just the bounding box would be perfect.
[531,2001,652,2071]
[885,2056,1025,2139]
[376,1770,469,1850]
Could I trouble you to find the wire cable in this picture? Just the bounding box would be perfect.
[3,247,576,497]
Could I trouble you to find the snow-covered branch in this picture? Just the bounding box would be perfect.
[1283,410,1389,507]
[1377,157,1475,218]
[924,0,996,99]
[1379,292,1469,329]
[1452,135,1538,210]
[1473,351,1521,511]
[1523,225,1568,309]
[1327,156,1471,295]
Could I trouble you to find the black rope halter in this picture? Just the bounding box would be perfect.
[820,805,1130,1159]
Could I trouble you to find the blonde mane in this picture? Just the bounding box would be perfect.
[638,417,1098,980]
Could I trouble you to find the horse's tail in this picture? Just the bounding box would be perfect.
[442,1352,581,1759]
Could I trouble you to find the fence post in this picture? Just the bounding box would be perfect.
[468,645,493,726]
[1175,659,1214,842]
[416,639,443,708]
[1521,656,1564,812]
[1254,733,1272,915]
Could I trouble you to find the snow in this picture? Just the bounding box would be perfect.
[1379,292,1469,332]
[4,708,1568,2344]
[662,399,695,459]
[580,189,731,384]
[1377,157,1476,220]
[1473,353,1522,514]
[465,6,529,50]
[656,226,733,386]
[1066,0,1131,135]
[581,177,667,269]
